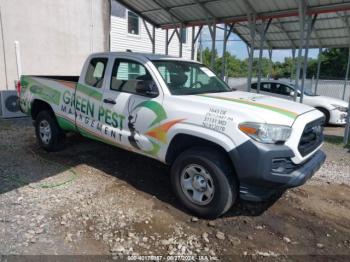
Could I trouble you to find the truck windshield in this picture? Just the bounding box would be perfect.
[153,60,232,95]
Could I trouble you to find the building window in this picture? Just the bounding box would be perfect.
[180,28,187,44]
[128,11,139,35]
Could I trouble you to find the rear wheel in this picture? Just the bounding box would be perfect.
[35,111,65,152]
[171,147,237,218]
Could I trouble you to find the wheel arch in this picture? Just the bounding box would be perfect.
[165,132,238,177]
[31,99,55,120]
[314,106,330,123]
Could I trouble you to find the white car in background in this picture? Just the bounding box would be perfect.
[251,80,348,125]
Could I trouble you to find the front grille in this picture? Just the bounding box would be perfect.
[271,158,298,174]
[298,117,325,157]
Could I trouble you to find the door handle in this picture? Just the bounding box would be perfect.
[103,98,116,105]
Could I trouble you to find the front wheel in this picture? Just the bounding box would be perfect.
[171,147,237,218]
[35,111,65,152]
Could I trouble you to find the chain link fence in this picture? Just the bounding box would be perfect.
[228,77,350,101]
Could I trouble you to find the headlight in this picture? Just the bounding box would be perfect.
[331,104,348,112]
[239,122,292,144]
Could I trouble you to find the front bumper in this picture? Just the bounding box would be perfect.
[329,109,347,125]
[229,140,326,201]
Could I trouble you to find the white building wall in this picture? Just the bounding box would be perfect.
[0,0,110,91]
[110,1,196,59]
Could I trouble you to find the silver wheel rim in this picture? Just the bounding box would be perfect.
[180,164,215,206]
[39,120,52,145]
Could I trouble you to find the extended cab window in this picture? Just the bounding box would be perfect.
[84,58,108,88]
[110,59,158,95]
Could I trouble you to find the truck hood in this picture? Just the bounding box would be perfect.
[187,91,316,126]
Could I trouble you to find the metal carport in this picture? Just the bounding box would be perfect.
[116,0,350,143]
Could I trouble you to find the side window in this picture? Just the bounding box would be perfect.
[128,11,139,35]
[269,83,279,94]
[277,84,292,96]
[180,28,187,44]
[84,58,108,88]
[110,59,158,95]
[261,83,271,92]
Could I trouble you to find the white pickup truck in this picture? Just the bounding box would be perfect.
[19,52,326,218]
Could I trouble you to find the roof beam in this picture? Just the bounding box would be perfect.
[337,11,350,36]
[152,0,184,24]
[116,0,160,26]
[161,1,350,28]
[140,0,214,15]
[194,0,216,19]
[241,0,273,49]
[234,25,350,35]
[275,19,296,49]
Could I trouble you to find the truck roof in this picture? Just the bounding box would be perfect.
[91,52,200,63]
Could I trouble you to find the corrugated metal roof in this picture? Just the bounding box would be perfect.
[234,10,350,49]
[116,0,350,49]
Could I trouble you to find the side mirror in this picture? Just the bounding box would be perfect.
[136,80,159,97]
[290,91,301,97]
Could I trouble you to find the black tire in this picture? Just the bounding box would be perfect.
[316,107,330,124]
[171,147,237,219]
[35,110,65,152]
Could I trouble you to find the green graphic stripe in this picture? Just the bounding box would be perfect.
[142,140,161,156]
[27,78,61,105]
[56,115,76,132]
[134,101,167,128]
[199,94,298,119]
[77,83,103,101]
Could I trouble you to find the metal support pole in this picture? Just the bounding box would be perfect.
[294,0,306,101]
[165,29,169,55]
[314,47,322,95]
[152,25,156,54]
[199,30,203,63]
[191,26,195,60]
[0,6,8,89]
[300,15,317,103]
[290,48,296,80]
[221,24,228,79]
[342,46,350,100]
[210,21,216,70]
[179,24,183,58]
[344,96,350,145]
[268,49,273,80]
[143,19,156,54]
[191,25,203,61]
[257,19,272,94]
[257,39,264,93]
[247,14,256,92]
[14,41,22,80]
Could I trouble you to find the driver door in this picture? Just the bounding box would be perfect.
[101,58,164,156]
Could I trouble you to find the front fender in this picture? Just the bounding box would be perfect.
[158,122,237,162]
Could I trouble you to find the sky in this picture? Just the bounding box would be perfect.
[199,26,319,63]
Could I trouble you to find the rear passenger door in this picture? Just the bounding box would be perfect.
[101,58,164,156]
[75,56,109,139]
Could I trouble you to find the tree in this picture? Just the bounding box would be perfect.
[197,47,349,80]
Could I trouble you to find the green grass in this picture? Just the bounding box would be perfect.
[324,135,350,148]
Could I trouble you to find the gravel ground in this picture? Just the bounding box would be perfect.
[311,126,350,185]
[0,118,349,261]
